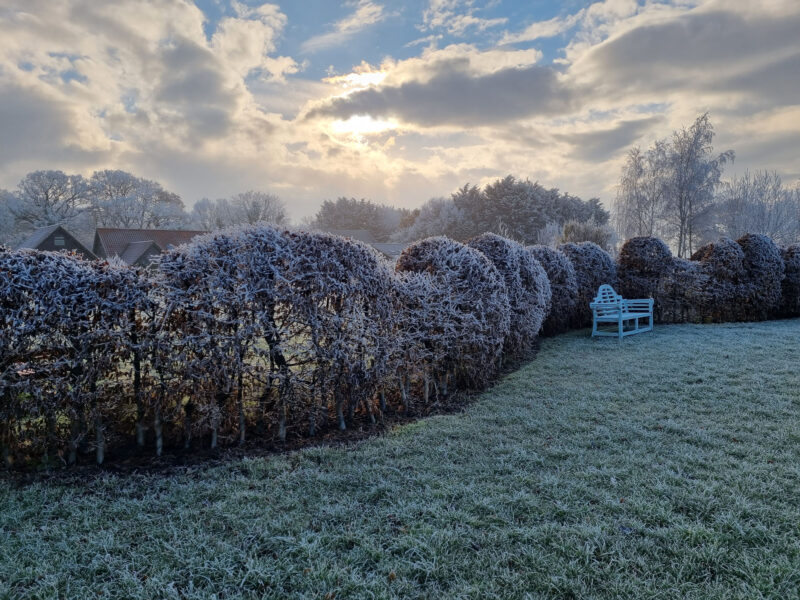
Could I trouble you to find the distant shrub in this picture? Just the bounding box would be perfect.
[468,233,551,354]
[559,220,615,252]
[780,244,800,317]
[559,241,618,328]
[526,245,577,336]
[617,237,673,306]
[396,236,510,389]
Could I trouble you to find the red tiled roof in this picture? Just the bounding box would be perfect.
[95,228,207,258]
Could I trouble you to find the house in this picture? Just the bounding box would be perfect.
[15,224,96,260]
[93,228,208,266]
[326,229,408,261]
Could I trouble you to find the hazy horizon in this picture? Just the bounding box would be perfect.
[1,0,798,220]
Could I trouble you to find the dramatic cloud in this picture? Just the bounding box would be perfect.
[309,63,574,126]
[0,0,798,218]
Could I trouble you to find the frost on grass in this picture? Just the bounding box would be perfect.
[526,245,578,337]
[467,233,551,354]
[3,320,800,599]
[396,236,510,389]
[558,241,618,328]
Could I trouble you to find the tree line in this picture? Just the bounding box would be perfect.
[615,113,800,256]
[309,178,612,248]
[3,114,797,255]
[0,169,290,247]
[1,169,613,251]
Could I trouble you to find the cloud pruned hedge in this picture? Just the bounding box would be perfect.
[2,226,798,470]
[396,236,510,389]
[780,244,800,317]
[468,233,551,354]
[558,241,618,328]
[526,245,577,336]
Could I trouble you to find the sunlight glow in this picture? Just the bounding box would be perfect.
[324,70,387,90]
[330,115,398,136]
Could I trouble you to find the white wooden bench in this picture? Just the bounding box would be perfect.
[590,284,654,339]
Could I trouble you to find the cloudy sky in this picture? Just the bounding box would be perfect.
[1,0,798,218]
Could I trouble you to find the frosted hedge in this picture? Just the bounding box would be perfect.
[526,245,577,336]
[395,236,511,390]
[2,226,800,469]
[467,234,551,356]
[558,241,618,328]
[619,234,790,323]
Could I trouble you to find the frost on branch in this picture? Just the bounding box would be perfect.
[526,245,577,336]
[389,270,453,411]
[558,241,618,328]
[0,248,144,465]
[656,234,784,323]
[780,244,800,317]
[683,234,784,322]
[396,236,510,389]
[691,238,746,283]
[158,225,397,442]
[656,258,714,323]
[468,233,551,354]
[286,229,396,432]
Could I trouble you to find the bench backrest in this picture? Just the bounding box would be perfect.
[591,284,622,317]
[593,284,621,304]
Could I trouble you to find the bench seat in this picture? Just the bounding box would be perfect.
[595,311,651,321]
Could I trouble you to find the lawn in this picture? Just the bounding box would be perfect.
[2,320,800,599]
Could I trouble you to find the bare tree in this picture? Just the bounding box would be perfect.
[228,191,287,225]
[615,143,669,239]
[666,114,734,257]
[715,170,800,244]
[0,190,19,246]
[10,170,89,229]
[189,192,287,230]
[88,170,187,229]
[614,115,733,257]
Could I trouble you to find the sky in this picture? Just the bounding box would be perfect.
[0,0,798,219]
